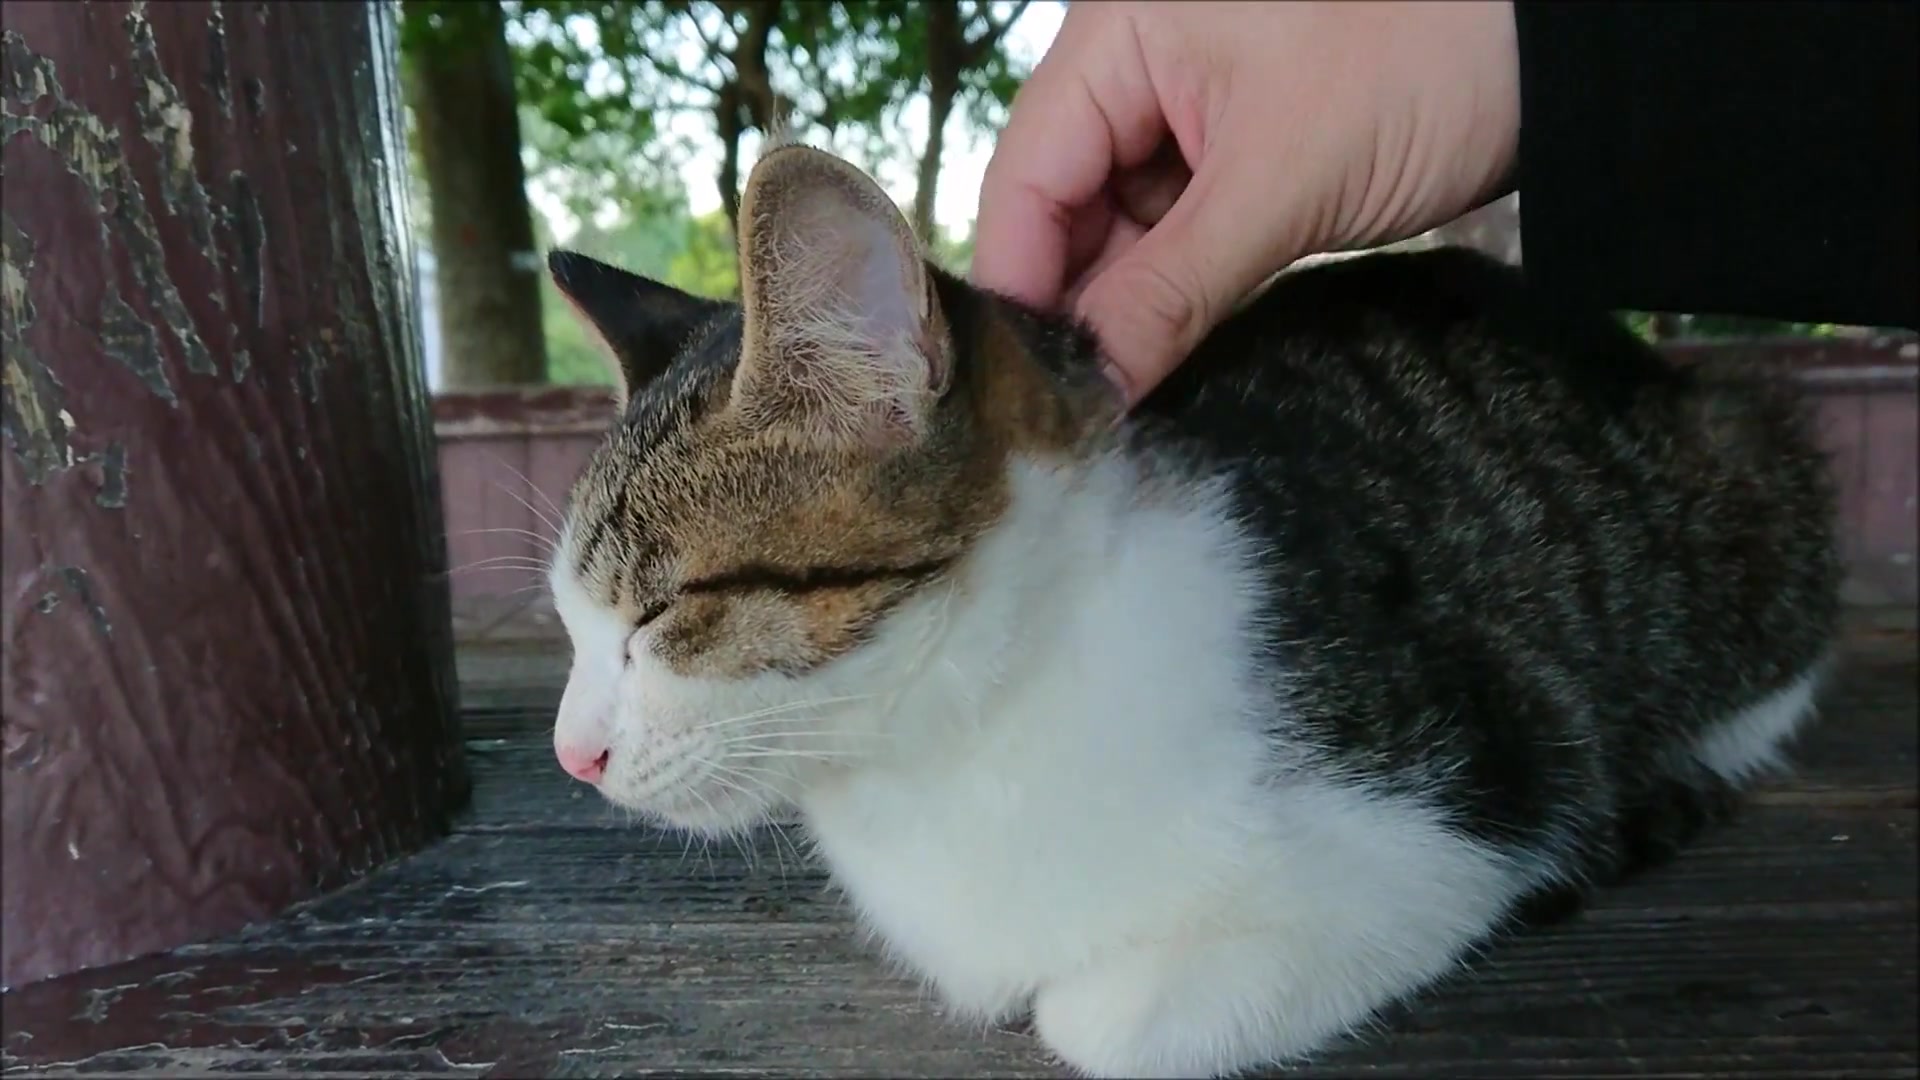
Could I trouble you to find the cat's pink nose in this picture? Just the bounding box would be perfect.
[556,742,610,784]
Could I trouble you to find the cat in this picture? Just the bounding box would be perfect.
[542,145,1841,1078]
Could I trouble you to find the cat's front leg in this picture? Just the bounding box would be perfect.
[927,966,1031,1028]
[1030,923,1477,1079]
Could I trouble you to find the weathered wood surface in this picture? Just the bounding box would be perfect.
[0,0,463,988]
[3,619,1914,1077]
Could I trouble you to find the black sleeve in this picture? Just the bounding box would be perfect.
[1513,1,1918,331]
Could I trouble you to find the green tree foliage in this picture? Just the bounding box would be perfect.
[1618,311,1856,343]
[487,0,1033,383]
[503,1,1030,240]
[669,211,745,299]
[883,0,1031,238]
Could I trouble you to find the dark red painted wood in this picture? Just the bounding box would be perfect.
[1,1,463,988]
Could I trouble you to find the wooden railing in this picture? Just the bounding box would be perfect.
[434,337,1919,609]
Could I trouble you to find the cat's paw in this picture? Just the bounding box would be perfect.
[1029,936,1345,1079]
[1033,963,1195,1078]
[1031,961,1261,1078]
[928,971,1030,1028]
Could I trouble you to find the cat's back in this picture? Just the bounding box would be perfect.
[1139,246,1688,455]
[1136,247,1836,615]
[1123,246,1839,864]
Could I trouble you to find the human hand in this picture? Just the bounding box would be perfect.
[971,1,1522,405]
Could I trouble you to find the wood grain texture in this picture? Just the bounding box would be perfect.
[2,625,1912,1077]
[0,0,464,988]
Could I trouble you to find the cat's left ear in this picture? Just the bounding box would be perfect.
[548,250,726,406]
[729,146,952,448]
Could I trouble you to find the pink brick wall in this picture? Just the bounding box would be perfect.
[434,338,1919,608]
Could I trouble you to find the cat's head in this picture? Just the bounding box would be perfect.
[546,145,1115,833]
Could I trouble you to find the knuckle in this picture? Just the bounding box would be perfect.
[1115,258,1212,349]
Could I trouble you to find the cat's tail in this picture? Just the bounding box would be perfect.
[1656,355,1842,791]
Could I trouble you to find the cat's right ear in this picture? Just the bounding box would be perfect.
[547,251,725,405]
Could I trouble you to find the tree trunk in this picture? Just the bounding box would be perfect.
[712,0,780,244]
[913,0,965,242]
[913,89,954,242]
[404,0,547,388]
[717,84,745,243]
[1,0,465,988]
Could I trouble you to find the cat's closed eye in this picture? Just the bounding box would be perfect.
[635,600,672,631]
[625,601,672,666]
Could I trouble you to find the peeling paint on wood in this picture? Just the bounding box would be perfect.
[98,295,176,402]
[0,209,74,484]
[203,1,230,117]
[226,169,264,336]
[1,29,213,390]
[55,567,112,638]
[83,442,131,509]
[2,0,461,990]
[298,340,328,404]
[125,1,225,322]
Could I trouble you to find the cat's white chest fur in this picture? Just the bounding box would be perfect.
[787,458,1535,1076]
[798,458,1282,1017]
[802,621,1274,1014]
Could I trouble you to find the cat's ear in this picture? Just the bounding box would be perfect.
[729,146,952,448]
[548,250,724,405]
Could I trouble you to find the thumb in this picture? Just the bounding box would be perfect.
[1075,164,1301,406]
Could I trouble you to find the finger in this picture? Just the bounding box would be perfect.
[1064,151,1189,304]
[1111,141,1192,228]
[1077,158,1307,405]
[1063,194,1119,288]
[971,9,1169,309]
[1062,211,1150,313]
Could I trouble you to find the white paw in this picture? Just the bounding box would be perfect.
[1032,957,1261,1079]
[1029,934,1377,1079]
[930,970,1030,1028]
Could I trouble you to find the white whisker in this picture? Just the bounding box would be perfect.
[452,526,559,555]
[710,760,804,803]
[706,721,897,745]
[441,559,555,579]
[726,740,874,759]
[483,452,565,537]
[445,554,554,571]
[768,820,812,870]
[493,453,568,523]
[694,693,881,731]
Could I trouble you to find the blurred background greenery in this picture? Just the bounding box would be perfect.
[395,1,1873,393]
[399,0,1035,389]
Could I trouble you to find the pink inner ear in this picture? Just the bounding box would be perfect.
[843,211,917,351]
[736,163,942,443]
[774,186,922,358]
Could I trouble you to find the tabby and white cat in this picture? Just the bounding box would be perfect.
[544,145,1840,1077]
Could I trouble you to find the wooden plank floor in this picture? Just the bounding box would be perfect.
[5,615,1916,1078]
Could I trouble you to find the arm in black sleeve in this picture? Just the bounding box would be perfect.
[1513,1,1918,330]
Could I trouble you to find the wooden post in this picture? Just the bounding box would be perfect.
[1,0,466,987]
